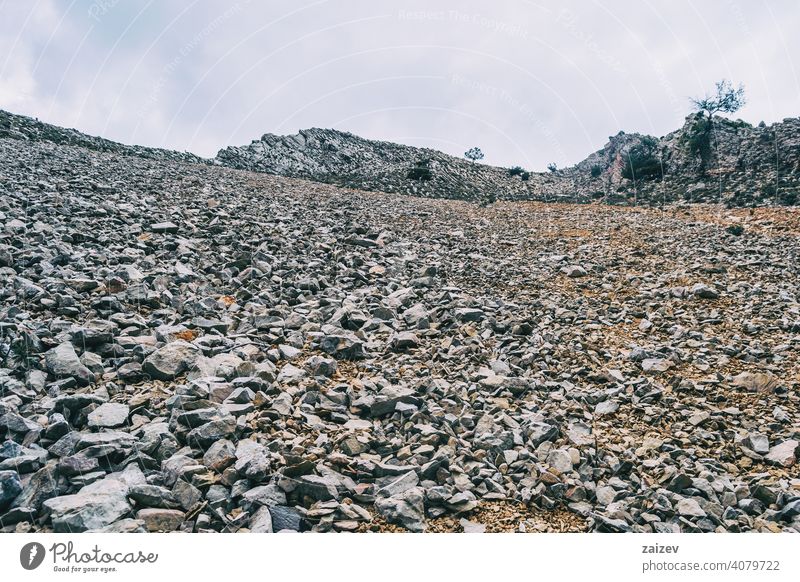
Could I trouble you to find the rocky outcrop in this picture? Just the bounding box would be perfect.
[215,115,800,207]
[564,114,800,206]
[3,107,799,206]
[215,127,568,204]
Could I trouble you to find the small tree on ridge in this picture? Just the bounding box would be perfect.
[464,147,484,164]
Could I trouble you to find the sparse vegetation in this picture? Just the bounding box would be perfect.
[408,159,433,181]
[464,147,484,164]
[479,191,497,207]
[621,136,662,181]
[508,166,530,181]
[407,167,432,181]
[688,80,746,171]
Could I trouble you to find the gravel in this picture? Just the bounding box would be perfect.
[0,134,798,534]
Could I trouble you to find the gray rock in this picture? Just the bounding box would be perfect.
[87,403,130,428]
[561,265,587,277]
[151,221,179,233]
[546,449,573,473]
[186,417,236,449]
[594,400,619,416]
[0,470,22,510]
[319,330,364,359]
[375,487,425,532]
[248,505,274,532]
[765,440,799,467]
[44,343,95,386]
[676,497,706,518]
[203,439,236,472]
[744,432,769,455]
[142,341,201,380]
[43,476,132,532]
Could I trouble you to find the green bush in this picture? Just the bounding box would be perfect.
[686,115,712,158]
[407,166,432,181]
[590,165,603,178]
[508,166,530,181]
[781,191,798,206]
[621,137,662,181]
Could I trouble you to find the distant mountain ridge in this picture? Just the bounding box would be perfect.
[2,108,798,206]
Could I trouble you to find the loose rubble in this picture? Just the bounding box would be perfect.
[0,129,799,535]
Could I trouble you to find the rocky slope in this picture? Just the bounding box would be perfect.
[4,108,798,208]
[214,127,569,204]
[1,134,799,533]
[215,115,800,207]
[0,109,207,166]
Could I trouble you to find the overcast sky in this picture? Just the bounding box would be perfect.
[2,0,799,169]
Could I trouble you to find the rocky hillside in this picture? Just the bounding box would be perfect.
[215,115,800,207]
[0,110,207,166]
[214,127,568,203]
[3,108,798,207]
[1,130,799,534]
[565,114,800,207]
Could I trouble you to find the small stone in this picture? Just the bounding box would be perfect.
[142,341,201,380]
[641,358,671,373]
[691,283,719,299]
[676,497,706,518]
[546,449,573,473]
[137,508,185,531]
[87,403,130,428]
[44,343,95,386]
[459,518,486,533]
[594,400,619,416]
[151,221,179,233]
[764,440,799,467]
[561,265,587,277]
[0,470,22,510]
[744,433,769,455]
[374,487,425,532]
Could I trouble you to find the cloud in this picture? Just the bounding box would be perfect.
[1,0,798,169]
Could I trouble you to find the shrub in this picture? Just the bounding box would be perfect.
[686,114,712,158]
[407,167,432,181]
[590,165,603,178]
[464,147,484,163]
[547,162,558,173]
[621,137,662,181]
[508,166,530,181]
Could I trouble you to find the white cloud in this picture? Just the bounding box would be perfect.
[1,0,798,168]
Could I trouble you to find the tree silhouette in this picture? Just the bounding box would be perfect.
[464,147,484,164]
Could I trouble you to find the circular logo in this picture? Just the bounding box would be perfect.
[20,542,46,570]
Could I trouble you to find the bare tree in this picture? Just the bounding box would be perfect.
[690,79,746,119]
[687,80,746,178]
